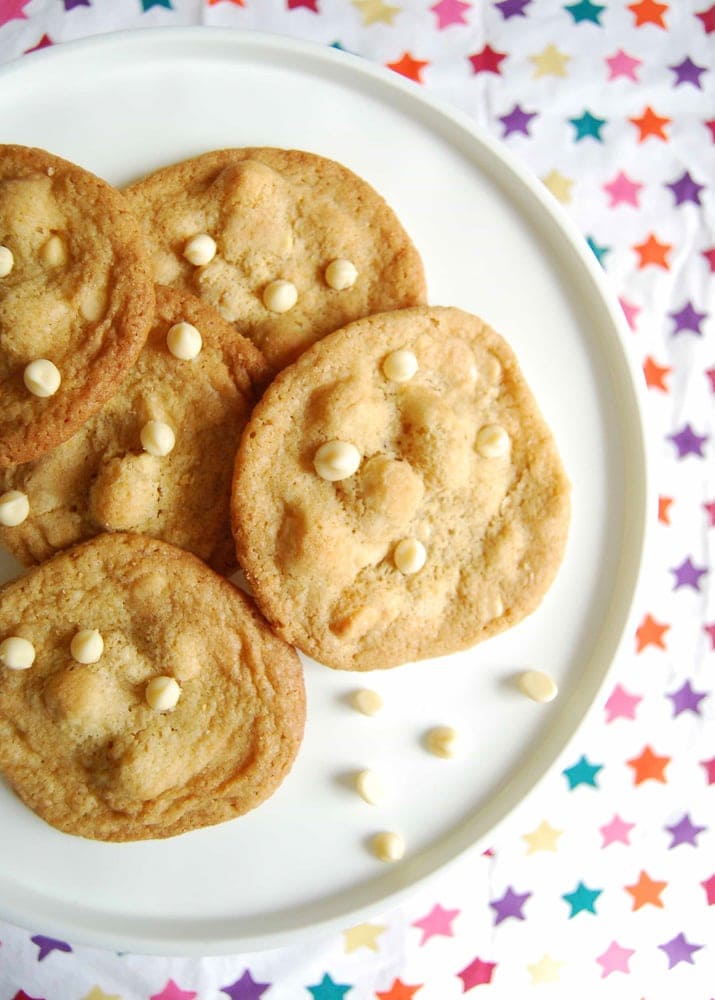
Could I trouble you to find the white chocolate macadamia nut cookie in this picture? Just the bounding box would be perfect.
[0,144,154,467]
[123,148,426,372]
[0,533,305,841]
[232,306,570,671]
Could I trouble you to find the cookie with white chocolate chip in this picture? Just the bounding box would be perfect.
[0,286,267,573]
[232,306,570,671]
[0,144,154,467]
[123,147,427,372]
[0,532,305,841]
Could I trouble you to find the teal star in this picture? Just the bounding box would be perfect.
[307,974,352,1000]
[569,110,606,141]
[562,754,602,789]
[141,0,172,9]
[586,235,610,266]
[562,881,603,917]
[564,0,605,23]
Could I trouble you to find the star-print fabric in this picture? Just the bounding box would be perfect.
[0,1,713,998]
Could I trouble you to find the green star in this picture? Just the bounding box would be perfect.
[564,0,605,24]
[307,974,353,1000]
[586,235,610,266]
[569,109,606,141]
[562,881,603,917]
[562,754,603,789]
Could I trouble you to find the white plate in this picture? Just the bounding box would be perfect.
[0,28,648,956]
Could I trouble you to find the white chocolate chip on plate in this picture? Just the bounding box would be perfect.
[70,629,104,665]
[351,688,383,716]
[476,424,510,458]
[23,359,61,398]
[145,676,181,711]
[262,279,298,314]
[355,769,383,805]
[382,349,418,383]
[425,725,460,758]
[372,831,405,863]
[313,440,361,481]
[518,669,559,703]
[325,258,358,290]
[393,537,426,575]
[166,321,202,360]
[0,245,15,277]
[183,233,216,266]
[141,420,175,457]
[0,636,35,670]
[0,490,30,527]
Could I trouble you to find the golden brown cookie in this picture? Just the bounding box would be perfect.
[123,147,427,372]
[0,286,268,573]
[232,306,570,671]
[0,532,305,841]
[0,145,154,468]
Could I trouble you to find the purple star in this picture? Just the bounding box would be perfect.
[667,424,708,459]
[489,885,531,924]
[666,171,705,206]
[669,56,708,88]
[669,300,707,334]
[658,932,704,969]
[670,556,708,590]
[30,935,72,961]
[665,813,707,848]
[495,0,531,17]
[63,0,91,8]
[220,971,271,1000]
[667,679,708,717]
[498,104,538,137]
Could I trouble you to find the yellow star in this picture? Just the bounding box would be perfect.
[522,819,563,854]
[530,44,571,78]
[527,954,564,985]
[542,170,574,204]
[343,921,386,953]
[82,989,121,1000]
[352,0,402,25]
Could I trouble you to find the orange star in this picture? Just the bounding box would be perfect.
[208,0,244,4]
[643,356,671,391]
[376,979,423,1000]
[629,106,671,141]
[625,870,667,910]
[627,745,670,785]
[386,52,429,83]
[636,613,669,652]
[627,0,668,27]
[633,233,672,269]
[658,496,673,524]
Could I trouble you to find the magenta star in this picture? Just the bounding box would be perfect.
[706,622,715,649]
[702,872,715,904]
[670,300,707,334]
[498,104,538,137]
[24,34,53,53]
[431,0,471,27]
[150,982,197,1000]
[412,902,460,943]
[489,885,531,924]
[667,424,708,459]
[670,56,708,88]
[603,171,643,207]
[665,813,707,848]
[287,0,319,9]
[0,0,29,28]
[666,679,708,716]
[457,956,496,989]
[708,367,715,393]
[220,972,271,1000]
[495,0,531,16]
[30,935,72,961]
[696,3,715,32]
[605,48,641,80]
[705,500,715,525]
[701,756,715,784]
[670,556,708,590]
[666,171,705,206]
[658,932,703,969]
[12,993,46,1000]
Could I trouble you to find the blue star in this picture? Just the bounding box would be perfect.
[307,974,353,1000]
[562,754,603,789]
[562,881,603,917]
[569,109,607,141]
[141,0,172,10]
[564,0,605,24]
[587,235,610,266]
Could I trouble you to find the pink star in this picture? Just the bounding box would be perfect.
[599,814,635,847]
[605,48,642,81]
[0,0,29,27]
[431,0,471,27]
[702,872,715,905]
[604,684,642,722]
[596,941,635,978]
[412,902,460,944]
[705,623,715,649]
[458,956,496,989]
[704,500,715,526]
[603,171,643,207]
[150,982,197,1000]
[619,297,641,331]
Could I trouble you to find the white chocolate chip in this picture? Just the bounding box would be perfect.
[183,233,216,266]
[145,676,181,711]
[351,688,383,716]
[372,831,405,863]
[40,234,68,268]
[325,258,358,290]
[314,440,361,481]
[382,349,418,383]
[0,636,35,670]
[0,245,14,277]
[70,629,104,665]
[476,424,510,458]
[356,769,383,805]
[425,725,460,759]
[140,420,175,457]
[23,359,61,398]
[518,669,558,703]
[0,490,30,527]
[262,279,298,314]
[166,321,202,360]
[393,537,426,575]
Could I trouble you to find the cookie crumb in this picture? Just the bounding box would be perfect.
[351,688,383,716]
[372,831,405,862]
[425,725,460,758]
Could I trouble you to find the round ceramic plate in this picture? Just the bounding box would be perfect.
[0,28,648,956]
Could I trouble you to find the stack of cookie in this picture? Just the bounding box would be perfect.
[0,143,569,840]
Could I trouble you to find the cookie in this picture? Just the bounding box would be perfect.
[0,145,155,468]
[0,286,268,573]
[123,147,427,372]
[0,532,305,841]
[232,306,570,671]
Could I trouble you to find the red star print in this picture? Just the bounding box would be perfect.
[696,4,715,32]
[287,0,318,9]
[469,45,507,74]
[387,52,429,83]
